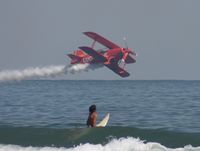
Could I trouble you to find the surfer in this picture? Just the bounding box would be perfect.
[87,104,97,127]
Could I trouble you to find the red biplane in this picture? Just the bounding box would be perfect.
[68,32,136,77]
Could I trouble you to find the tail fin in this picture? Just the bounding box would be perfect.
[67,54,81,64]
[74,50,86,57]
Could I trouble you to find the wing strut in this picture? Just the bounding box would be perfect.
[91,40,96,49]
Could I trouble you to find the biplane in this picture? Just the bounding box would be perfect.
[67,32,136,77]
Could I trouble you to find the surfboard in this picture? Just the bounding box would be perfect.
[96,113,110,127]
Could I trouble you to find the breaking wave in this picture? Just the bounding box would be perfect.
[0,137,199,151]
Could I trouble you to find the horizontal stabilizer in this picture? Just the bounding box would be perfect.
[68,54,80,60]
[67,54,81,64]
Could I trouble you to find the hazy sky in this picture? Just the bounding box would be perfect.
[0,0,200,80]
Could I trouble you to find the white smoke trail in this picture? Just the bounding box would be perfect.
[0,65,65,82]
[66,64,90,74]
[0,64,103,82]
[66,64,103,74]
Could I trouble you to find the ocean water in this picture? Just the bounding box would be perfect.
[0,80,200,151]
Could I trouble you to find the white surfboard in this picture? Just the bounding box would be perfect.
[96,113,110,127]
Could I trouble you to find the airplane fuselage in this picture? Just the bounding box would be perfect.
[71,48,124,65]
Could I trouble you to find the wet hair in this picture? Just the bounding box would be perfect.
[89,104,96,113]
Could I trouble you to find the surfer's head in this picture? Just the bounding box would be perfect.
[89,104,96,113]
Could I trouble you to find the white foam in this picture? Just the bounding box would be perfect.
[0,137,199,151]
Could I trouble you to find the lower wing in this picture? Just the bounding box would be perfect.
[79,46,107,62]
[105,64,130,78]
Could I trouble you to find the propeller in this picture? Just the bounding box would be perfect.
[122,37,131,63]
[123,37,128,49]
[120,37,136,69]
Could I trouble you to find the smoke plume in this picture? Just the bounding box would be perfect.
[0,64,103,82]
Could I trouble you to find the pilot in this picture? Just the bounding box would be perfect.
[87,104,97,127]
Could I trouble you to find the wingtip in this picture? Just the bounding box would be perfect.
[83,31,87,35]
[79,46,91,50]
[83,31,90,34]
[120,71,130,78]
[83,31,97,35]
[78,46,85,50]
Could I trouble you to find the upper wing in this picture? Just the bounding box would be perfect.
[105,64,130,78]
[79,46,107,62]
[83,32,120,49]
